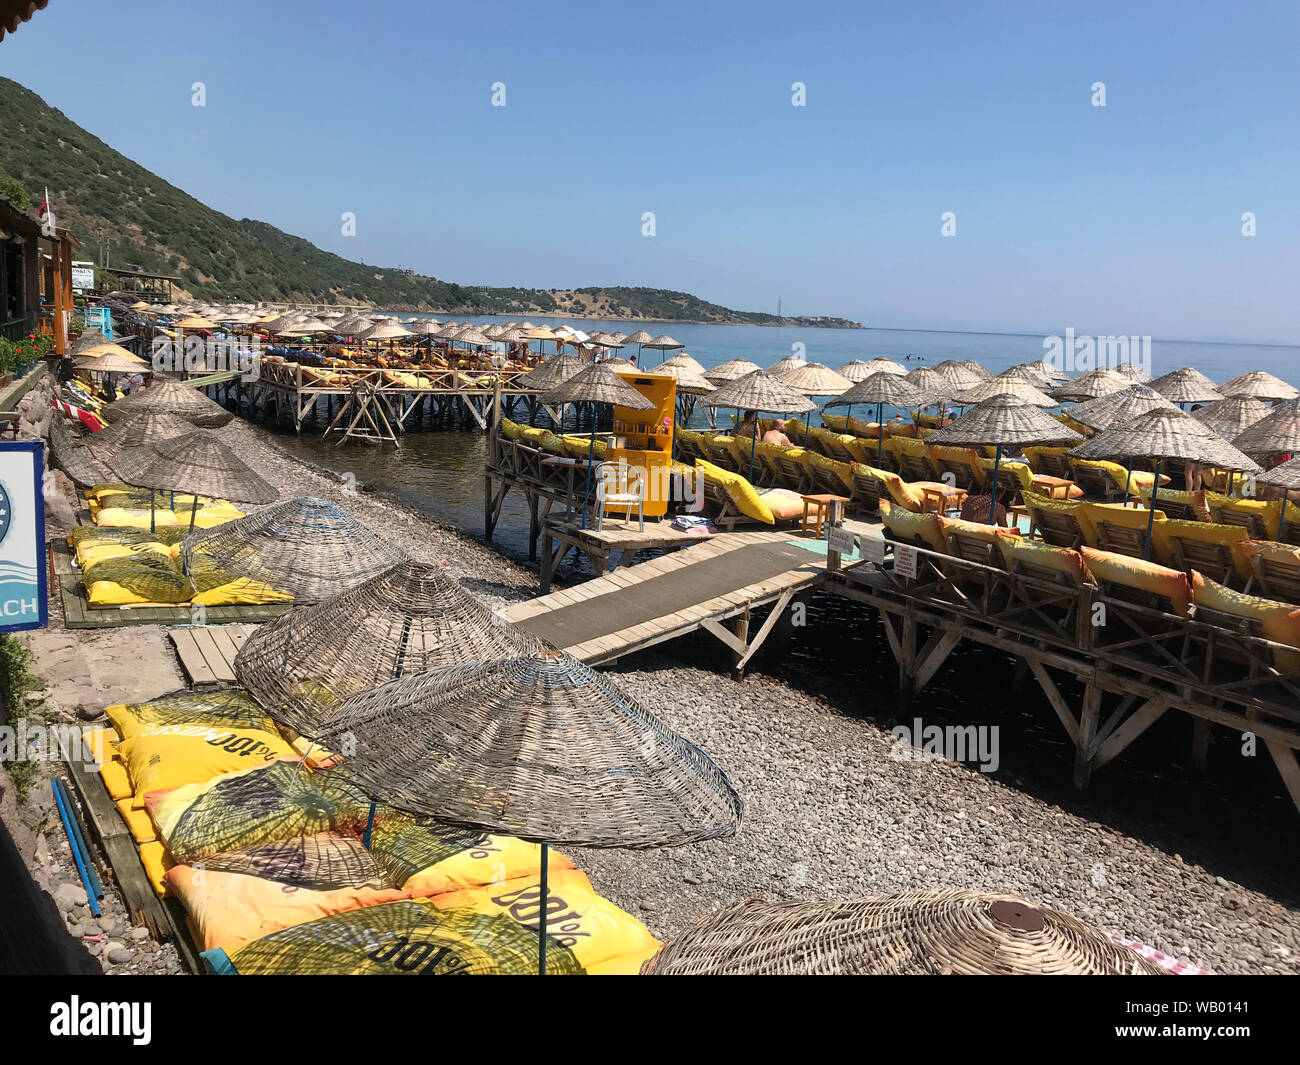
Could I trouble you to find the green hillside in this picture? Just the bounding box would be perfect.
[0,78,861,327]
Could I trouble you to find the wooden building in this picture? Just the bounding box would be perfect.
[0,193,41,343]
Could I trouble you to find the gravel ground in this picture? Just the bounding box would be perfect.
[11,410,1300,975]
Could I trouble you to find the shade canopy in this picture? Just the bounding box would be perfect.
[1063,384,1177,430]
[1191,397,1271,440]
[523,326,560,341]
[357,321,413,341]
[1149,366,1222,404]
[957,373,1058,408]
[511,354,584,391]
[1069,407,1261,471]
[703,369,817,414]
[703,358,763,383]
[767,354,806,375]
[825,371,924,409]
[101,377,235,428]
[659,352,706,374]
[901,367,953,404]
[1114,362,1153,383]
[319,650,743,849]
[862,356,908,377]
[71,329,111,354]
[111,430,280,503]
[73,351,149,374]
[623,330,655,344]
[1051,367,1129,402]
[174,316,216,329]
[182,496,407,605]
[540,363,656,409]
[930,361,984,391]
[957,359,994,380]
[778,362,852,396]
[1218,370,1299,402]
[643,334,683,351]
[926,394,1083,447]
[235,559,542,736]
[1230,398,1300,455]
[86,411,196,451]
[834,360,876,383]
[1255,456,1300,490]
[641,889,1166,975]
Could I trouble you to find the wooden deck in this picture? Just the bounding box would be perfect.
[169,624,258,685]
[507,521,877,669]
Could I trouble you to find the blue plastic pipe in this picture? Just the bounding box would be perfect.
[53,780,101,917]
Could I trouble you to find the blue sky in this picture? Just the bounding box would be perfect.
[3,0,1297,343]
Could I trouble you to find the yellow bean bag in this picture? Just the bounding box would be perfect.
[1150,519,1253,581]
[75,539,174,570]
[499,418,524,440]
[190,578,293,606]
[998,537,1088,585]
[879,499,948,554]
[695,459,774,524]
[937,515,1022,545]
[538,431,568,455]
[851,463,925,512]
[1081,547,1192,617]
[1190,572,1300,672]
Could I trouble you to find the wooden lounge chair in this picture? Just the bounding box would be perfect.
[1092,519,1148,558]
[703,437,743,474]
[848,465,891,516]
[1246,550,1300,603]
[1206,500,1273,540]
[1030,449,1072,479]
[1069,462,1123,501]
[929,446,985,491]
[1023,493,1086,550]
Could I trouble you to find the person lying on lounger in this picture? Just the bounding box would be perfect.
[762,419,793,446]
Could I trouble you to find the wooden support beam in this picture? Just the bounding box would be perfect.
[734,589,796,671]
[911,629,962,695]
[1073,681,1103,792]
[1027,659,1080,745]
[1092,698,1169,771]
[701,617,749,658]
[1265,740,1300,816]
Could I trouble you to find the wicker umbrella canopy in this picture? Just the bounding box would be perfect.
[1149,366,1222,404]
[75,342,142,362]
[494,326,526,343]
[1256,456,1300,490]
[73,351,149,374]
[927,394,1083,447]
[1051,367,1129,402]
[511,354,584,391]
[111,430,280,504]
[280,318,331,335]
[703,370,816,414]
[101,377,235,428]
[659,352,706,374]
[174,316,216,329]
[1218,370,1299,402]
[541,362,656,409]
[704,358,762,383]
[767,354,806,375]
[523,326,560,341]
[779,362,852,396]
[958,359,994,380]
[1025,358,1069,382]
[931,361,983,391]
[654,361,715,395]
[834,360,875,383]
[404,319,442,336]
[957,373,1058,408]
[319,649,743,849]
[1114,362,1153,383]
[1064,384,1176,430]
[1191,397,1271,440]
[862,356,908,377]
[455,327,494,346]
[86,411,196,451]
[623,330,654,344]
[641,889,1166,975]
[357,321,413,341]
[643,334,684,352]
[182,496,407,606]
[1230,398,1300,455]
[48,416,116,488]
[235,559,541,736]
[825,370,923,409]
[1069,407,1261,470]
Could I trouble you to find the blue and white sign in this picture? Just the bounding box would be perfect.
[0,442,48,632]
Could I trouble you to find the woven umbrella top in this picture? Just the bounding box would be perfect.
[454,327,494,346]
[704,358,762,383]
[926,394,1083,447]
[357,321,413,341]
[183,496,407,605]
[404,319,442,336]
[512,354,584,391]
[1256,455,1300,489]
[101,377,234,427]
[643,334,684,350]
[1114,362,1153,383]
[1069,407,1261,471]
[1230,398,1300,455]
[767,354,806,375]
[73,351,149,374]
[659,352,706,374]
[862,356,908,377]
[931,362,984,391]
[1025,358,1070,381]
[1050,367,1130,402]
[1218,369,1299,402]
[903,366,953,398]
[641,889,1166,975]
[111,430,280,503]
[319,650,743,849]
[523,325,561,340]
[1149,366,1223,403]
[174,316,217,329]
[87,411,197,450]
[494,326,527,343]
[235,560,543,737]
[1064,384,1176,430]
[779,362,852,396]
[957,359,994,380]
[541,362,655,409]
[703,370,817,414]
[76,342,144,362]
[1191,397,1272,440]
[956,374,1059,408]
[834,360,876,383]
[653,362,715,395]
[623,329,655,344]
[586,332,625,348]
[826,371,924,409]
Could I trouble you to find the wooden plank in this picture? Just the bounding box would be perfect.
[170,629,219,686]
[192,629,233,683]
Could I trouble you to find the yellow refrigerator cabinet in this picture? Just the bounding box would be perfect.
[606,371,676,519]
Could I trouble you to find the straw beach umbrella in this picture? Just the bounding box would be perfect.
[101,376,234,428]
[768,353,806,375]
[704,370,817,481]
[657,355,715,429]
[512,352,583,391]
[1191,397,1271,441]
[1064,384,1176,431]
[1051,367,1129,402]
[234,559,541,737]
[182,496,408,606]
[958,359,994,380]
[780,363,853,447]
[704,358,762,384]
[825,371,924,465]
[641,888,1166,975]
[1218,370,1299,403]
[1230,398,1300,462]
[928,394,1082,523]
[73,349,149,375]
[1070,408,1260,556]
[541,363,655,527]
[643,334,684,363]
[622,329,654,362]
[1255,457,1300,539]
[86,411,195,454]
[318,649,743,974]
[957,373,1059,409]
[1149,366,1222,406]
[863,356,908,377]
[659,351,706,375]
[1114,362,1153,383]
[835,360,876,383]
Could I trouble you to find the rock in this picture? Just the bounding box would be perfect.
[54,883,87,909]
[129,926,151,942]
[105,944,132,965]
[81,923,102,938]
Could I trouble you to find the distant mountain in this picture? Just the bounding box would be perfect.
[0,78,862,328]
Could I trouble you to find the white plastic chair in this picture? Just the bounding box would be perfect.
[595,461,645,531]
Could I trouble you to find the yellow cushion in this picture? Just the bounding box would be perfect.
[998,538,1088,585]
[1076,501,1165,548]
[538,431,567,455]
[99,758,133,801]
[1190,572,1300,671]
[1205,493,1283,533]
[937,515,1022,548]
[853,463,923,512]
[1071,459,1164,499]
[138,840,171,898]
[1138,487,1211,522]
[115,797,157,844]
[800,450,854,492]
[1081,547,1192,617]
[1022,446,1069,472]
[879,500,947,554]
[1150,520,1253,580]
[759,488,807,521]
[1238,539,1300,569]
[190,578,293,606]
[82,725,120,766]
[695,459,774,524]
[499,418,524,440]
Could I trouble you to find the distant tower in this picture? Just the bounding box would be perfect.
[778,297,782,318]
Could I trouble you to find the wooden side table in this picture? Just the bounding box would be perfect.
[800,493,849,538]
[920,485,967,514]
[1031,475,1076,500]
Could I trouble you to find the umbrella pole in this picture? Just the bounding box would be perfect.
[362,802,377,849]
[539,843,550,976]
[749,426,758,483]
[988,447,1002,525]
[1122,460,1134,507]
[1279,495,1289,541]
[877,402,884,467]
[580,424,596,529]
[150,496,155,535]
[1144,458,1161,560]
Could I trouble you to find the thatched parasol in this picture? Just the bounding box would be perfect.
[512,353,584,391]
[1256,456,1300,538]
[1114,362,1153,383]
[182,496,407,606]
[1063,384,1176,430]
[640,889,1166,975]
[174,316,216,330]
[1230,397,1300,455]
[1218,370,1299,402]
[48,415,115,488]
[1051,367,1129,402]
[86,411,196,453]
[957,373,1058,408]
[1149,366,1222,405]
[834,360,876,383]
[101,377,234,428]
[704,370,817,481]
[73,350,149,375]
[643,334,683,354]
[862,356,908,377]
[659,352,706,375]
[779,362,851,397]
[234,558,538,736]
[71,329,111,354]
[825,371,924,465]
[356,320,412,341]
[704,358,762,383]
[930,361,984,392]
[767,353,806,375]
[319,648,743,973]
[957,359,994,380]
[1191,397,1271,441]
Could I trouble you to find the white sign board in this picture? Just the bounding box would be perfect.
[893,544,918,580]
[827,524,856,558]
[71,265,95,291]
[859,534,887,564]
[0,442,48,632]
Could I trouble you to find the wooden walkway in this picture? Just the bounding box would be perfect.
[507,523,876,669]
[168,624,258,685]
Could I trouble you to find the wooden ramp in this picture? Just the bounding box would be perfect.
[168,624,259,686]
[507,526,871,669]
